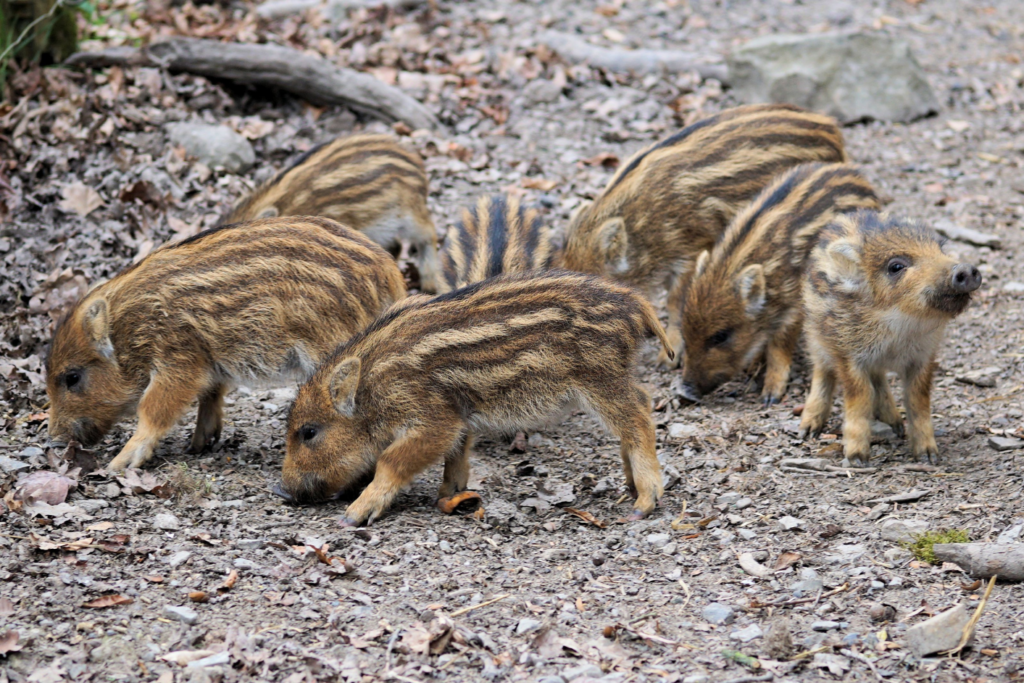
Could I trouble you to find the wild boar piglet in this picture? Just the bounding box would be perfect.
[223,133,441,291]
[799,211,982,466]
[438,194,560,293]
[46,217,406,471]
[562,103,848,366]
[679,163,880,405]
[278,271,674,525]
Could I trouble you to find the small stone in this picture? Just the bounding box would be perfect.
[522,78,563,105]
[733,497,753,510]
[541,548,569,561]
[777,515,804,531]
[702,602,735,625]
[645,533,671,548]
[934,220,1002,250]
[716,492,742,506]
[996,523,1023,544]
[826,544,865,565]
[869,603,897,622]
[166,551,192,568]
[233,558,258,570]
[163,605,199,625]
[20,446,44,458]
[153,513,180,531]
[662,542,677,555]
[989,436,1024,452]
[880,518,929,543]
[236,539,263,550]
[669,423,700,439]
[738,529,758,541]
[682,676,709,683]
[562,664,604,681]
[905,603,972,657]
[76,499,109,514]
[516,618,542,635]
[1003,281,1024,293]
[187,651,230,668]
[883,547,912,564]
[0,456,30,474]
[871,421,896,442]
[956,366,1001,388]
[166,122,255,173]
[791,568,823,595]
[730,624,763,642]
[812,620,842,631]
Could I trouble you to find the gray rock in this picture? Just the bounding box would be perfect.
[989,436,1024,452]
[536,481,575,506]
[233,558,259,570]
[880,518,929,543]
[522,78,563,105]
[791,568,824,594]
[236,539,264,550]
[956,366,1001,388]
[166,123,255,173]
[164,605,199,625]
[934,219,1002,250]
[153,512,180,531]
[89,636,130,662]
[682,676,709,683]
[702,602,735,625]
[0,456,30,474]
[646,533,671,548]
[661,463,682,491]
[884,547,912,564]
[730,624,763,642]
[871,421,896,442]
[76,499,109,514]
[716,492,742,506]
[777,515,804,531]
[733,497,753,510]
[563,664,604,681]
[728,31,939,123]
[541,548,569,561]
[1003,282,1024,293]
[996,523,1022,545]
[20,446,45,457]
[738,528,758,541]
[515,618,542,635]
[905,603,972,656]
[166,551,192,568]
[826,543,866,565]
[669,423,700,439]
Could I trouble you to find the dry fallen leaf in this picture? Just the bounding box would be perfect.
[581,152,620,168]
[117,470,172,498]
[58,182,104,217]
[188,591,209,603]
[86,521,115,532]
[961,579,983,592]
[774,551,802,572]
[0,630,22,657]
[0,598,14,616]
[82,594,134,609]
[437,491,483,514]
[14,470,76,505]
[564,507,607,528]
[522,177,558,191]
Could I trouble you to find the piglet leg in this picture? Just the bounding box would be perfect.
[188,384,227,453]
[343,426,462,526]
[904,359,939,464]
[838,361,873,468]
[658,270,687,369]
[594,383,663,520]
[761,317,802,407]
[108,372,207,471]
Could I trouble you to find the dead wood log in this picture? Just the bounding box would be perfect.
[65,38,439,131]
[932,543,1024,581]
[538,30,729,83]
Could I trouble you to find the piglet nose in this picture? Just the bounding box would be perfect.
[271,482,295,503]
[951,263,982,293]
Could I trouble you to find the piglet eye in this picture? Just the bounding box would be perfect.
[64,370,82,390]
[299,425,319,442]
[887,258,909,276]
[707,329,732,349]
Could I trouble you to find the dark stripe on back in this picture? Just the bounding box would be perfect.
[486,196,509,278]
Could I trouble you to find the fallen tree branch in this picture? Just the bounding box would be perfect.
[538,30,728,83]
[256,0,421,19]
[932,543,1024,581]
[65,38,439,131]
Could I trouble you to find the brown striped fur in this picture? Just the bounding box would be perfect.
[798,211,982,465]
[46,217,407,471]
[562,104,848,367]
[279,271,673,525]
[224,134,441,292]
[680,163,880,405]
[438,194,561,293]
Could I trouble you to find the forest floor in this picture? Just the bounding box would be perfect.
[1,0,1023,681]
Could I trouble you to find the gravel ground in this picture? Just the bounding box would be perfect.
[1,1,1023,681]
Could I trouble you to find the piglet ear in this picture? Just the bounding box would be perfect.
[826,239,862,277]
[329,357,361,417]
[83,299,115,360]
[257,206,279,219]
[694,250,711,278]
[738,264,766,317]
[599,217,628,273]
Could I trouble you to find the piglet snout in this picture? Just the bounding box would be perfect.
[950,263,982,294]
[271,482,295,503]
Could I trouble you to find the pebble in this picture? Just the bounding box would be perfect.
[730,624,763,642]
[905,603,971,656]
[164,605,199,625]
[521,78,563,105]
[20,446,44,458]
[682,676,709,683]
[733,497,753,510]
[1004,281,1024,293]
[777,515,804,531]
[515,618,542,635]
[989,436,1024,452]
[738,529,758,541]
[826,544,865,565]
[880,518,929,543]
[996,523,1023,544]
[791,568,823,595]
[0,456,30,474]
[153,513,180,531]
[701,602,735,625]
[236,539,263,550]
[233,558,258,570]
[562,664,604,681]
[956,366,1001,388]
[661,542,677,555]
[668,423,700,439]
[165,122,255,173]
[76,500,109,514]
[716,492,742,506]
[645,533,671,548]
[166,551,192,568]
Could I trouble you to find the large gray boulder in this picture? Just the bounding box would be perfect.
[166,122,255,173]
[727,32,939,123]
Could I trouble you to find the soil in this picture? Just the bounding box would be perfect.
[1,0,1023,682]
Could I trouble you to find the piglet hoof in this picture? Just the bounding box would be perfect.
[338,516,362,528]
[844,455,869,469]
[437,491,483,515]
[625,509,648,522]
[916,448,942,466]
[761,394,779,409]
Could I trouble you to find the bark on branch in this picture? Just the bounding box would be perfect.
[65,38,439,131]
[933,543,1024,581]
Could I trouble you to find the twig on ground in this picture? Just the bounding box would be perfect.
[449,594,509,618]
